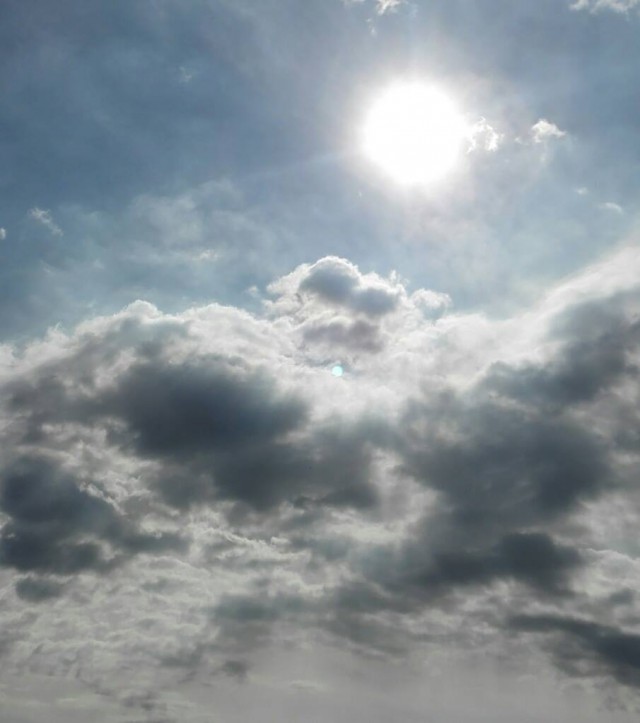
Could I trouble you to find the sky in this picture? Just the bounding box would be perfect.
[1,0,640,721]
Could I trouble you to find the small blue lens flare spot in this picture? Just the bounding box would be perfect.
[331,365,344,377]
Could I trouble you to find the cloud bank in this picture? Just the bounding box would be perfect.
[2,246,640,717]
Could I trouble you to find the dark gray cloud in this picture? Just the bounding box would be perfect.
[104,360,379,513]
[5,302,383,515]
[107,360,307,458]
[0,454,187,575]
[509,614,640,689]
[220,659,250,682]
[403,401,607,526]
[360,290,640,615]
[488,297,640,409]
[382,532,583,599]
[0,455,119,575]
[14,576,65,603]
[205,424,379,511]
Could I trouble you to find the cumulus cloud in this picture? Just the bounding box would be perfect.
[1,248,640,708]
[264,256,443,366]
[270,256,402,317]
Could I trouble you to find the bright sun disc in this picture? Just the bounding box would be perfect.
[362,82,468,186]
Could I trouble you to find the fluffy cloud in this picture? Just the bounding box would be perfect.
[1,248,640,714]
[468,118,503,152]
[531,119,567,143]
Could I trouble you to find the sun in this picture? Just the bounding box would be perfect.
[362,81,469,186]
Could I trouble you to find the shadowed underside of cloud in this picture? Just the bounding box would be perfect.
[1,249,640,705]
[0,455,187,575]
[509,614,640,688]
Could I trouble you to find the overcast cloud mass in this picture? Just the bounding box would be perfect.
[1,1,640,721]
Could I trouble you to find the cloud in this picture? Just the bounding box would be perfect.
[531,119,567,143]
[468,118,503,152]
[28,208,63,237]
[265,256,434,365]
[600,201,624,214]
[342,0,407,16]
[570,0,640,13]
[178,66,194,84]
[0,454,188,574]
[0,228,6,241]
[509,614,640,688]
[15,576,65,603]
[375,0,406,13]
[1,248,640,704]
[282,256,402,317]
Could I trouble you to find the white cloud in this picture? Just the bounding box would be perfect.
[531,118,567,143]
[375,0,405,13]
[342,0,406,15]
[29,207,63,237]
[599,201,624,214]
[0,228,6,241]
[468,118,503,152]
[571,0,640,12]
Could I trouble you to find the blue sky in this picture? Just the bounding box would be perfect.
[1,0,637,337]
[1,1,640,721]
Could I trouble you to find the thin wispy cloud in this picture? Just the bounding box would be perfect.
[571,0,640,13]
[600,201,624,213]
[376,0,406,13]
[29,207,63,237]
[342,0,407,16]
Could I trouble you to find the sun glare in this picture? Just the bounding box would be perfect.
[362,81,469,186]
